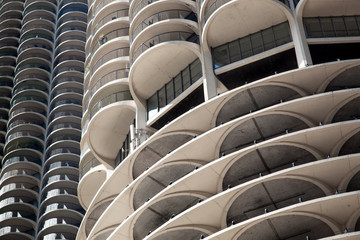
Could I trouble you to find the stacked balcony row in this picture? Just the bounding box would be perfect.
[78,0,360,240]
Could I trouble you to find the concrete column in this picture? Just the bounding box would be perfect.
[201,45,218,100]
[289,13,313,68]
[135,103,148,147]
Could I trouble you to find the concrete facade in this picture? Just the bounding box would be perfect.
[0,0,87,239]
[79,0,360,239]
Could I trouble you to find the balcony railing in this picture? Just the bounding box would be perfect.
[80,157,100,179]
[93,8,129,35]
[89,90,133,119]
[132,31,199,63]
[91,27,129,55]
[204,0,291,23]
[91,47,130,76]
[132,9,196,41]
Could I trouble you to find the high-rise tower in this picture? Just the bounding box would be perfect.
[0,0,87,239]
[78,0,360,240]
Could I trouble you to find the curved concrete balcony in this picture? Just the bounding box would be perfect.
[78,151,107,209]
[54,39,85,60]
[5,126,45,147]
[21,18,54,36]
[130,0,197,42]
[19,29,54,46]
[79,59,360,238]
[129,23,200,103]
[37,215,81,240]
[44,143,80,165]
[146,192,360,240]
[17,48,52,66]
[46,129,81,148]
[23,1,56,18]
[90,14,129,56]
[87,82,135,168]
[48,104,82,124]
[89,39,129,78]
[53,49,85,68]
[202,0,291,48]
[92,1,129,36]
[298,0,359,18]
[56,30,85,47]
[88,59,129,95]
[0,223,35,240]
[1,148,42,169]
[90,118,360,239]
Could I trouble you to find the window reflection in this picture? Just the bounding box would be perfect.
[146,59,202,120]
[212,22,292,69]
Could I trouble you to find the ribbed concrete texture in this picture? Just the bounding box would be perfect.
[0,0,87,239]
[78,0,360,240]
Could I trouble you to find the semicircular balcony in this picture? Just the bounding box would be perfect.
[78,151,106,209]
[10,90,48,111]
[0,29,20,52]
[51,69,84,94]
[58,1,87,20]
[48,92,82,115]
[14,59,51,84]
[53,49,85,69]
[299,0,360,65]
[202,0,297,82]
[91,1,129,40]
[90,21,129,60]
[55,21,87,46]
[52,61,84,81]
[16,47,52,67]
[18,28,54,48]
[23,1,56,19]
[44,142,80,166]
[87,81,135,168]
[54,38,85,60]
[37,214,82,240]
[3,135,44,157]
[129,24,200,107]
[46,128,81,148]
[21,18,55,37]
[13,79,49,98]
[130,0,197,43]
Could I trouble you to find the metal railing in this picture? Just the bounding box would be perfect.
[132,9,194,41]
[80,157,100,179]
[91,27,129,55]
[91,47,130,76]
[93,8,129,34]
[132,31,198,63]
[89,90,133,119]
[204,0,290,23]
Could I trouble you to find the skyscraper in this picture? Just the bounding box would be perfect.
[79,0,360,239]
[0,0,87,239]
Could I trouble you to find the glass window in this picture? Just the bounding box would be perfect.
[273,22,291,45]
[240,36,252,58]
[344,16,360,36]
[320,17,335,37]
[251,32,264,55]
[228,40,241,63]
[304,18,323,38]
[213,44,229,68]
[190,58,202,81]
[166,81,174,103]
[262,28,276,50]
[158,87,166,109]
[174,74,182,97]
[182,67,191,90]
[332,17,347,37]
[147,93,158,120]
